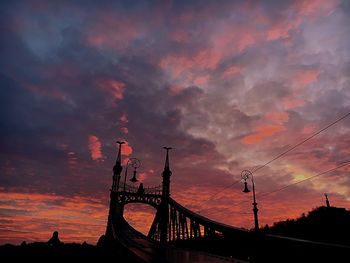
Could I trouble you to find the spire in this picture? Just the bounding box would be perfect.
[163,147,172,175]
[325,193,330,208]
[112,141,125,191]
[116,141,124,166]
[159,147,172,243]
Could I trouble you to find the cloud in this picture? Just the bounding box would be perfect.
[100,79,125,100]
[88,135,102,161]
[241,124,286,145]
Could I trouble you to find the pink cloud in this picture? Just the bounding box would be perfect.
[280,69,319,110]
[266,17,302,41]
[193,74,211,86]
[120,112,129,124]
[282,96,306,110]
[120,127,129,134]
[98,79,126,103]
[266,0,339,42]
[297,0,339,16]
[88,135,102,161]
[293,69,319,89]
[168,84,185,96]
[159,49,221,81]
[221,65,242,79]
[109,80,125,100]
[302,125,316,135]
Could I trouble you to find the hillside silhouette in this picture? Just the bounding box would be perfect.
[263,206,350,245]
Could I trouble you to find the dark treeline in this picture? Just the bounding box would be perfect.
[262,206,350,245]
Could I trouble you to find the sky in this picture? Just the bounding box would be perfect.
[1,0,350,245]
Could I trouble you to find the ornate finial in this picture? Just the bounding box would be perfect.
[116,141,125,164]
[163,147,172,172]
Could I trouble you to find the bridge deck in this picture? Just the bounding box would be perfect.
[115,218,248,263]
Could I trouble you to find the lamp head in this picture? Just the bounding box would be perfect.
[243,181,250,193]
[130,170,138,183]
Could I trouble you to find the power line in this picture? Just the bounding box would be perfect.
[195,179,241,207]
[198,161,350,220]
[251,112,350,173]
[257,161,350,200]
[196,111,350,209]
[202,209,251,217]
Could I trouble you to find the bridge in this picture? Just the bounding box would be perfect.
[101,143,350,262]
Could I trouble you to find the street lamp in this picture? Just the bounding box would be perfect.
[123,158,141,192]
[241,170,259,232]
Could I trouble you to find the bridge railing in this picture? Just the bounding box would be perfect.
[118,182,162,195]
[169,198,249,236]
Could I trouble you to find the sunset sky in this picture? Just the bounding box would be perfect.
[1,0,350,245]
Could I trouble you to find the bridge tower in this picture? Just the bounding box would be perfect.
[159,147,172,243]
[105,141,124,239]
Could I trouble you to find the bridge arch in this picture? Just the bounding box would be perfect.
[123,203,157,236]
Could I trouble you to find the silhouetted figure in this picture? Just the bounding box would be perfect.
[97,234,106,247]
[47,231,61,246]
[325,193,331,208]
[137,183,144,194]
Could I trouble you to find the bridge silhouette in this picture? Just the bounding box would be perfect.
[101,143,350,262]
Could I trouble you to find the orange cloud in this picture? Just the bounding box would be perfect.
[241,124,286,145]
[88,135,102,161]
[0,191,107,245]
[123,204,156,235]
[265,112,289,124]
[121,140,133,157]
[294,69,319,89]
[137,172,147,182]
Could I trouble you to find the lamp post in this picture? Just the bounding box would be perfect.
[123,158,141,193]
[241,170,259,232]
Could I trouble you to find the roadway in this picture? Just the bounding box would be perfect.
[115,218,248,263]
